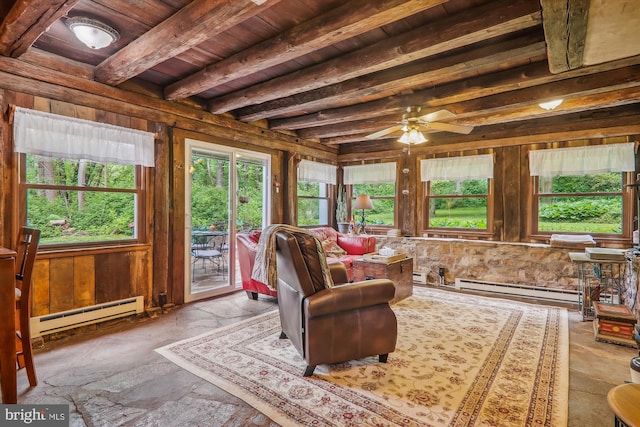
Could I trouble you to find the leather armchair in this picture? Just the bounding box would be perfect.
[275,229,397,376]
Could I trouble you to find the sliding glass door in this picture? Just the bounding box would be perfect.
[185,139,270,302]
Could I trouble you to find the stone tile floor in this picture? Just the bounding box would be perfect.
[15,286,639,426]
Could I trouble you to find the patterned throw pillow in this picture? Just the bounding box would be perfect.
[321,238,347,258]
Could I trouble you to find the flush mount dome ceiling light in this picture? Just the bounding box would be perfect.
[66,16,119,49]
[538,99,563,111]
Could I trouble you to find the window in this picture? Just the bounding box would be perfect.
[297,160,336,226]
[13,107,154,246]
[297,181,331,226]
[351,183,396,227]
[421,154,493,231]
[533,173,625,234]
[529,143,635,236]
[344,163,397,228]
[23,155,142,245]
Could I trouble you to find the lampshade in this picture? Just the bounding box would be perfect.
[538,99,563,111]
[66,17,120,49]
[398,127,427,145]
[353,194,374,210]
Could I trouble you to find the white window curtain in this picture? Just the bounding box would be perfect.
[343,162,396,184]
[529,142,635,176]
[298,159,336,184]
[420,154,494,181]
[13,107,155,167]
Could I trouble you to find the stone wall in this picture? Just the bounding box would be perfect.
[374,237,580,290]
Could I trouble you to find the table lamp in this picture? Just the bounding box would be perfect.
[352,194,374,234]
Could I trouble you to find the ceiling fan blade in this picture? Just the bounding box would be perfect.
[427,122,474,134]
[365,125,403,139]
[420,109,456,122]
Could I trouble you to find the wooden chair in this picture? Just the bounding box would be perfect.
[14,227,40,387]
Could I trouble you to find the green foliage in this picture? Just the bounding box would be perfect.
[430,179,488,210]
[547,172,621,193]
[25,155,137,244]
[430,217,487,229]
[189,156,265,231]
[429,206,487,229]
[539,198,621,222]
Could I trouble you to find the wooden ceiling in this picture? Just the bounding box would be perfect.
[1,0,639,157]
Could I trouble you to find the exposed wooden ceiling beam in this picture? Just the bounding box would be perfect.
[94,0,284,86]
[323,135,398,145]
[0,0,79,57]
[274,54,640,131]
[302,66,640,139]
[414,105,640,152]
[457,85,640,127]
[247,34,546,123]
[337,106,640,160]
[540,0,590,73]
[164,0,447,101]
[206,0,542,114]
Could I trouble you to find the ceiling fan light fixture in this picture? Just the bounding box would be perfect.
[538,99,563,111]
[66,16,119,49]
[398,128,427,145]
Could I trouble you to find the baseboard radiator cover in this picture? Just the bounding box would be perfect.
[30,296,144,338]
[454,278,579,304]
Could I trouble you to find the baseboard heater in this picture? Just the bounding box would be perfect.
[413,272,428,284]
[454,278,579,304]
[30,296,144,338]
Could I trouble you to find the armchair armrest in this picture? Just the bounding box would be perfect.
[328,262,349,285]
[304,279,395,319]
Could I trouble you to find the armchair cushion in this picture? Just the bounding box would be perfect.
[305,280,395,318]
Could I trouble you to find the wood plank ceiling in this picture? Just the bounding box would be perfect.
[1,0,639,158]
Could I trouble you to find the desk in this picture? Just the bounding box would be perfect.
[0,247,17,403]
[607,383,640,427]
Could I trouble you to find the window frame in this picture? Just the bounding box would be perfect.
[529,171,634,241]
[18,153,147,249]
[422,177,494,237]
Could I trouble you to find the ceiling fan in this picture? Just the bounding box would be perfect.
[365,106,474,142]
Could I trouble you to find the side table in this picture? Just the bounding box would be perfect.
[353,257,413,304]
[607,383,640,427]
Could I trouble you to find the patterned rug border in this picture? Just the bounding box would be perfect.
[155,287,569,426]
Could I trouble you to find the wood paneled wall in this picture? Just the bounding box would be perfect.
[31,246,151,316]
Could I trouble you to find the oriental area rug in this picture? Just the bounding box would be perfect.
[155,287,569,426]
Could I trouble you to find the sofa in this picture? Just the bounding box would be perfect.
[237,227,376,300]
